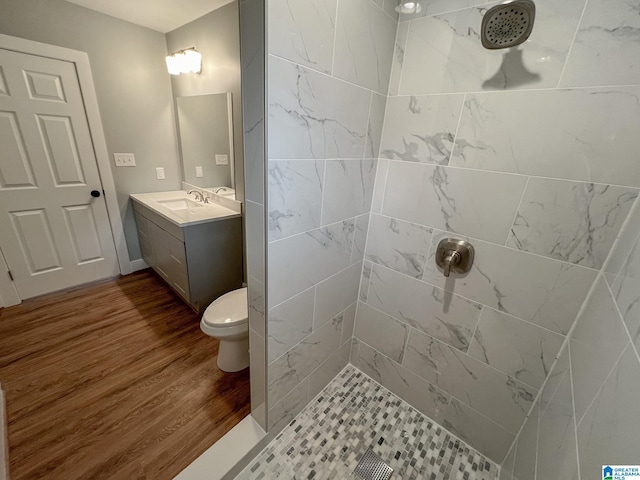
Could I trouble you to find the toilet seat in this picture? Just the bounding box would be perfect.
[202,287,248,328]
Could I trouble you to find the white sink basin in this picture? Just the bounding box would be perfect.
[157,198,204,211]
[130,191,241,227]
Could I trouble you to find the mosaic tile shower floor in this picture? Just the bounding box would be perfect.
[236,366,499,480]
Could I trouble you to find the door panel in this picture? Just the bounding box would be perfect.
[63,204,103,264]
[23,70,66,102]
[0,111,36,188]
[37,114,86,185]
[0,48,119,299]
[9,209,61,274]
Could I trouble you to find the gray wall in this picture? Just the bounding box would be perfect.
[166,2,244,203]
[0,0,182,261]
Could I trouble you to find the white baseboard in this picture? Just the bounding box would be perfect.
[129,259,149,273]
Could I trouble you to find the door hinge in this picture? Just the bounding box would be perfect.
[7,270,14,281]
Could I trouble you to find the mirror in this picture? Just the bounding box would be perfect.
[176,93,235,195]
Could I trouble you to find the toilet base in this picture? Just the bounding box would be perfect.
[217,337,250,372]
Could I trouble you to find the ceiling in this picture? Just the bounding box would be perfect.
[65,0,235,33]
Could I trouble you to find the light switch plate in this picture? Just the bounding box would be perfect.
[114,153,136,167]
[215,154,229,165]
[156,167,165,180]
[196,166,203,178]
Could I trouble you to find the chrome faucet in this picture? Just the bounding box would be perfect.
[188,190,204,202]
[212,187,226,194]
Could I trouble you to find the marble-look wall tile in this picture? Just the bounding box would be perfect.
[352,341,451,424]
[500,443,515,480]
[268,315,343,405]
[365,213,432,278]
[370,159,389,214]
[241,0,266,206]
[382,163,527,244]
[340,302,357,345]
[354,302,408,363]
[245,200,265,285]
[388,21,409,96]
[604,201,640,281]
[268,287,315,363]
[314,262,362,329]
[380,94,464,165]
[249,327,267,428]
[577,347,640,475]
[560,0,640,88]
[570,277,630,422]
[351,214,370,265]
[610,213,640,349]
[536,371,579,480]
[367,263,482,351]
[422,231,597,335]
[467,308,564,389]
[507,178,637,269]
[399,0,585,94]
[308,341,351,399]
[246,202,266,337]
[442,399,514,464]
[321,159,377,225]
[403,329,537,433]
[512,400,538,480]
[333,0,396,93]
[248,275,265,337]
[268,160,324,240]
[451,88,640,187]
[267,0,337,74]
[359,260,372,301]
[268,376,309,431]
[539,346,570,415]
[365,93,387,159]
[269,219,354,306]
[268,55,371,159]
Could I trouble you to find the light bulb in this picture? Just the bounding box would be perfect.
[395,1,422,14]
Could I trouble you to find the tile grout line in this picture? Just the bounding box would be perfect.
[330,0,339,77]
[555,0,590,88]
[504,176,530,248]
[448,92,467,166]
[567,343,582,480]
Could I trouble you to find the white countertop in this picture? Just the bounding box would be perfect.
[130,191,241,227]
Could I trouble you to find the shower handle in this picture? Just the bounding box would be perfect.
[442,251,461,277]
[435,239,474,277]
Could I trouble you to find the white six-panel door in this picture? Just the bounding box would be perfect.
[0,48,119,299]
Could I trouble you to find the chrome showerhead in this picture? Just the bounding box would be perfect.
[481,0,536,50]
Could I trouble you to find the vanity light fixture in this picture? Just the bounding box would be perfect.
[165,47,202,75]
[395,0,422,14]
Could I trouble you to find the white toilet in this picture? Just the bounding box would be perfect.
[200,287,249,372]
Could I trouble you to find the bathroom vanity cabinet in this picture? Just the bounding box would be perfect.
[131,197,243,313]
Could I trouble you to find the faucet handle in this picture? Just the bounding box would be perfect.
[435,239,474,278]
[442,251,461,278]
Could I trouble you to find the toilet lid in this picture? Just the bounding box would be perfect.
[202,287,248,326]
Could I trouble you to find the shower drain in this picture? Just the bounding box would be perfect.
[354,449,393,480]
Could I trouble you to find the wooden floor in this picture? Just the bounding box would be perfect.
[0,270,251,480]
